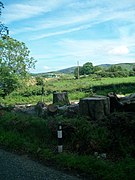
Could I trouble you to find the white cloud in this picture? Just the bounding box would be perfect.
[2,0,64,23]
[2,0,135,72]
[31,24,93,40]
[108,46,129,55]
[10,11,100,35]
[43,66,50,70]
[29,8,135,40]
[5,0,135,41]
[54,38,135,65]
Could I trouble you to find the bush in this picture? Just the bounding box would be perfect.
[35,76,44,86]
[101,112,135,157]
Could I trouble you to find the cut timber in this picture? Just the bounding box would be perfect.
[35,101,46,117]
[107,92,123,112]
[79,96,110,120]
[47,104,58,115]
[53,91,70,105]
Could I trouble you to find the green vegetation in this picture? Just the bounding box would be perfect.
[1,68,135,179]
[1,111,135,179]
[1,2,135,179]
[0,36,36,97]
[74,62,135,79]
[1,76,135,105]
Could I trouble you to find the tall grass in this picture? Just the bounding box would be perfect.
[1,76,135,105]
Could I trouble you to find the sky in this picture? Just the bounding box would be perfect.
[1,0,135,73]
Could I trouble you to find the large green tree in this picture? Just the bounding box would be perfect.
[82,62,94,75]
[74,62,94,78]
[0,36,36,96]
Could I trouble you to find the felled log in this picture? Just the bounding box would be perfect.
[47,104,58,115]
[120,93,135,104]
[107,92,123,112]
[53,91,70,106]
[66,104,79,117]
[108,92,135,112]
[79,96,110,120]
[120,93,135,112]
[35,101,46,117]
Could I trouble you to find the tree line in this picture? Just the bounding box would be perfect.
[74,62,135,79]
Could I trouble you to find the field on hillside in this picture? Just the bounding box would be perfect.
[1,75,135,179]
[1,76,135,105]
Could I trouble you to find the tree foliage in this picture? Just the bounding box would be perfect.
[0,36,36,76]
[74,62,135,78]
[82,62,94,75]
[0,36,36,96]
[107,65,123,72]
[74,62,94,78]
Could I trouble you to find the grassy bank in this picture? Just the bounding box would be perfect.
[0,110,135,179]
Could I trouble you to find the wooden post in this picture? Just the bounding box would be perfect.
[57,123,63,153]
[79,96,110,120]
[41,86,45,102]
[77,61,80,79]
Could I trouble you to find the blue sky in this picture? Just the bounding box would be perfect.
[1,0,135,73]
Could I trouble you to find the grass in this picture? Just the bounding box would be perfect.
[1,128,135,180]
[1,75,135,179]
[2,76,135,105]
[1,110,135,179]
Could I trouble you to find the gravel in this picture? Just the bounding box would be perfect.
[0,149,81,180]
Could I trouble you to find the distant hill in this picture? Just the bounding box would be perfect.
[97,64,112,69]
[98,63,135,70]
[32,63,135,76]
[31,67,76,76]
[57,66,76,74]
[115,63,135,70]
[56,63,135,74]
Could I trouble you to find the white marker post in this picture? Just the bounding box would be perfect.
[57,123,63,153]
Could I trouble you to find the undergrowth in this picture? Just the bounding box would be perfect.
[0,110,135,179]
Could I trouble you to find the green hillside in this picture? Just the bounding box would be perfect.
[115,63,135,70]
[32,63,135,76]
[97,63,135,70]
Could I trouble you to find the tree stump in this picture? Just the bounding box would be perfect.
[53,91,70,105]
[79,96,110,120]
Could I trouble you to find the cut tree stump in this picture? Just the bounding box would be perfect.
[53,91,70,105]
[79,96,110,120]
